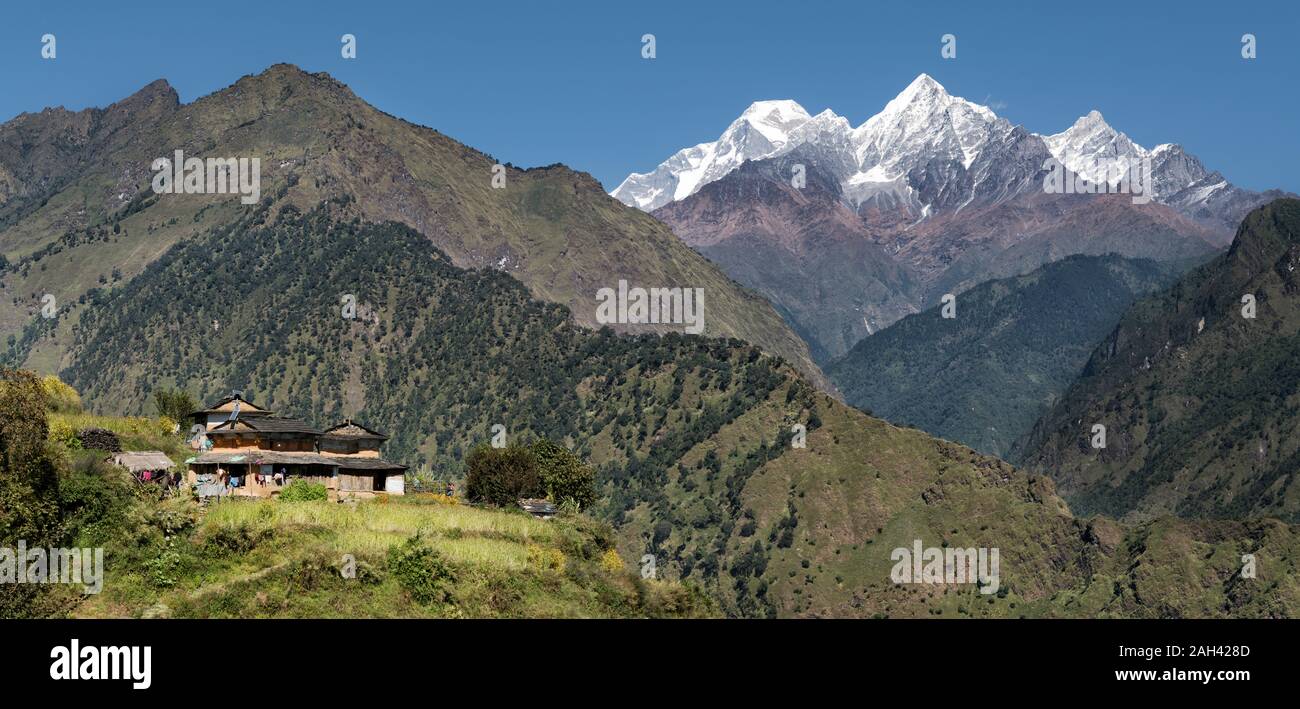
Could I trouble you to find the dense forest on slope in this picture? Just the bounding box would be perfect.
[48,199,818,614]
[828,254,1179,457]
[1017,199,1300,523]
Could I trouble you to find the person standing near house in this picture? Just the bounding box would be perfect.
[275,468,286,486]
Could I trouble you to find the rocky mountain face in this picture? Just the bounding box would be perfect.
[1015,199,1300,524]
[0,79,181,213]
[653,155,922,362]
[624,74,1286,360]
[0,64,827,390]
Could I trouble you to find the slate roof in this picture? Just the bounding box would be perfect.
[186,451,406,471]
[208,417,322,436]
[188,451,339,466]
[332,457,407,472]
[322,419,389,441]
[519,498,558,518]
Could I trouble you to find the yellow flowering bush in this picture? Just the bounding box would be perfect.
[599,548,625,574]
[526,544,566,573]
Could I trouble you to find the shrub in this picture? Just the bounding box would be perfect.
[286,551,339,592]
[146,546,185,588]
[387,536,455,605]
[556,515,617,561]
[40,375,82,414]
[152,388,197,425]
[599,548,625,574]
[156,416,179,437]
[279,480,328,502]
[464,443,542,507]
[59,453,136,545]
[204,522,271,555]
[49,420,82,450]
[0,369,62,618]
[526,544,566,573]
[531,438,596,509]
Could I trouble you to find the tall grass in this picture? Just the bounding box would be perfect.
[202,498,554,568]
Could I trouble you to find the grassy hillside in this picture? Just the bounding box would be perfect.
[828,254,1178,458]
[1,370,712,619]
[1017,199,1300,523]
[72,494,712,620]
[619,383,1300,618]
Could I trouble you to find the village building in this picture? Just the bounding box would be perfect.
[185,393,407,500]
[109,451,176,480]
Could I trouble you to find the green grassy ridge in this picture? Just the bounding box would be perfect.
[706,396,1300,617]
[69,494,712,620]
[1016,198,1300,523]
[828,254,1179,458]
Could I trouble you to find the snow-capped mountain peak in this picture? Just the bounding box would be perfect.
[610,99,814,211]
[883,73,947,110]
[734,99,811,141]
[1042,109,1147,183]
[852,73,1003,177]
[613,74,1010,211]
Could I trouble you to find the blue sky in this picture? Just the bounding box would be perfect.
[2,0,1297,192]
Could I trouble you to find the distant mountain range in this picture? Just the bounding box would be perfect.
[622,75,1290,360]
[1016,198,1300,524]
[616,74,1275,226]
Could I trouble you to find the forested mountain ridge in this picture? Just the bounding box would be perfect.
[1016,199,1300,523]
[828,254,1180,458]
